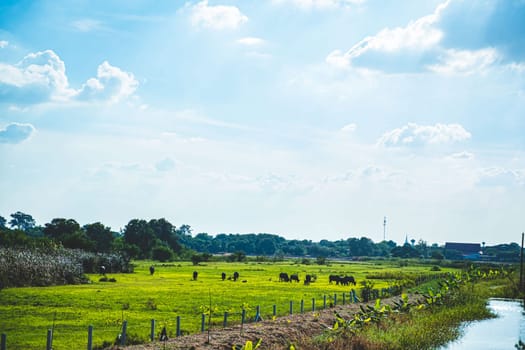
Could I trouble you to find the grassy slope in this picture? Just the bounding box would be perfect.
[0,260,452,349]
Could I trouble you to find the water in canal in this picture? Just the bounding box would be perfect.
[439,298,525,350]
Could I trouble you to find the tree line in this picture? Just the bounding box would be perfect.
[0,211,521,262]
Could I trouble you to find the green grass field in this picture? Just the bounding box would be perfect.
[0,260,453,349]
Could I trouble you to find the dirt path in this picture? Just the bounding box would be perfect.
[121,295,421,350]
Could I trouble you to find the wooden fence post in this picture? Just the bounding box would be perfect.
[223,312,228,327]
[150,319,155,342]
[201,314,206,333]
[87,325,93,350]
[289,301,293,315]
[312,298,315,311]
[176,316,181,337]
[273,304,276,317]
[46,329,53,350]
[1,333,6,350]
[300,299,304,313]
[120,321,127,346]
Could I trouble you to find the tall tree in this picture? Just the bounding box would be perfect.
[149,218,181,253]
[44,218,92,250]
[9,211,35,231]
[123,219,156,258]
[0,215,6,229]
[84,222,114,253]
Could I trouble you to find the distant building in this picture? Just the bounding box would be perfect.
[444,242,482,260]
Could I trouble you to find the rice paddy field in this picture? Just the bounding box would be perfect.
[0,260,456,349]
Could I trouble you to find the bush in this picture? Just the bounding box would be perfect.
[0,247,87,287]
[152,245,174,262]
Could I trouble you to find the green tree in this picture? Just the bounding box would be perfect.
[152,245,174,262]
[0,215,6,229]
[123,219,156,259]
[257,238,276,255]
[84,222,114,253]
[44,218,93,250]
[149,218,181,253]
[9,211,35,231]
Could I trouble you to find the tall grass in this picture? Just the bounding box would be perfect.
[0,247,132,288]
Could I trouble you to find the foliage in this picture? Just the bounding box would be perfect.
[0,247,132,289]
[0,247,87,288]
[9,211,35,231]
[152,245,174,262]
[319,266,510,350]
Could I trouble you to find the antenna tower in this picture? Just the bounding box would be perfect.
[383,216,387,241]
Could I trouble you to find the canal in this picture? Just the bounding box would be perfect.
[439,298,525,349]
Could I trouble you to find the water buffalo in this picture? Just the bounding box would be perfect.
[193,271,198,280]
[304,274,312,285]
[279,272,290,282]
[233,271,239,281]
[329,274,340,284]
[99,265,106,275]
[149,266,155,275]
[290,273,300,283]
[221,272,226,281]
[341,275,356,286]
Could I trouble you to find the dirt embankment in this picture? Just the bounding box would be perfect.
[122,295,422,350]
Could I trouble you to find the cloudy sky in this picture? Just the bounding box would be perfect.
[1,0,524,245]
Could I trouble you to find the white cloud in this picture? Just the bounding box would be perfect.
[325,0,522,73]
[327,1,446,68]
[428,48,499,75]
[155,157,177,172]
[477,167,525,187]
[189,1,247,30]
[272,0,365,10]
[237,37,265,46]
[0,40,8,48]
[341,123,357,132]
[378,123,471,147]
[0,122,35,144]
[71,19,104,32]
[447,151,474,160]
[0,50,138,105]
[75,61,138,103]
[0,50,75,103]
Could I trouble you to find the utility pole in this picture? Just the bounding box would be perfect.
[520,232,525,292]
[383,216,387,241]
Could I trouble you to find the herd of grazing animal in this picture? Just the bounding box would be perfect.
[139,266,356,287]
[328,274,356,286]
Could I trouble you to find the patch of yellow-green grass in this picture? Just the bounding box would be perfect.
[0,260,451,349]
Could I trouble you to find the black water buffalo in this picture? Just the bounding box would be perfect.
[221,272,226,281]
[290,273,299,283]
[149,266,155,275]
[340,275,356,286]
[99,265,106,275]
[233,271,239,281]
[304,274,312,285]
[193,271,198,280]
[279,272,289,282]
[329,274,339,284]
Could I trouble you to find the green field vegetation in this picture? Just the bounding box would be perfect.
[302,269,516,350]
[0,260,454,349]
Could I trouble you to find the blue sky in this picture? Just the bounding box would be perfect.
[1,0,524,245]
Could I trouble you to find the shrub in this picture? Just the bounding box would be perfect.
[152,245,174,262]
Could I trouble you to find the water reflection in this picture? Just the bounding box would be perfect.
[439,299,525,350]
